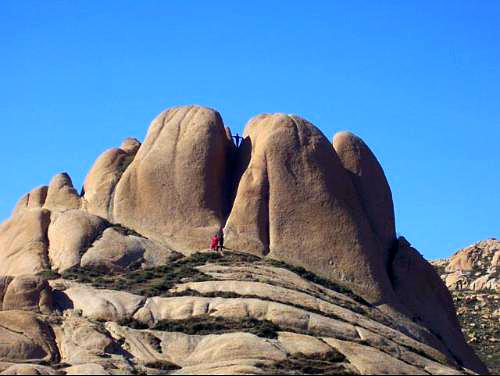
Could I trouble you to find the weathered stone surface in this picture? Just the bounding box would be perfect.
[435,239,499,292]
[12,186,49,217]
[224,113,394,305]
[333,131,396,255]
[52,312,115,365]
[277,331,332,356]
[2,275,52,313]
[134,296,359,340]
[181,264,455,366]
[44,173,81,211]
[0,106,490,375]
[63,364,111,375]
[0,311,57,363]
[80,227,181,272]
[112,105,232,253]
[323,337,426,375]
[392,239,487,374]
[0,364,59,375]
[48,210,107,272]
[56,284,145,321]
[0,208,50,276]
[0,277,13,308]
[197,263,359,306]
[83,138,140,219]
[120,137,141,154]
[172,361,265,375]
[106,322,286,368]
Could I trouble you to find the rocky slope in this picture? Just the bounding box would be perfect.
[432,239,499,374]
[0,105,488,374]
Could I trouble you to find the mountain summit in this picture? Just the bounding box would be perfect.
[0,105,487,374]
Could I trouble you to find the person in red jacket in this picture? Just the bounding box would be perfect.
[210,234,219,252]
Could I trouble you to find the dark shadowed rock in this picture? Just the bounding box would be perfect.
[2,275,53,314]
[0,310,58,363]
[391,238,488,374]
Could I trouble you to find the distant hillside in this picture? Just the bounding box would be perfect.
[431,239,499,374]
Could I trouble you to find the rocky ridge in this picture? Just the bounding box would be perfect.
[0,105,488,374]
[431,239,499,374]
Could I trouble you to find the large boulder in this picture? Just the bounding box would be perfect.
[333,131,396,255]
[224,113,394,304]
[112,105,232,252]
[52,312,115,365]
[0,311,58,363]
[2,275,52,314]
[44,173,81,211]
[83,138,141,219]
[54,284,145,322]
[48,210,108,272]
[0,208,51,276]
[391,238,488,374]
[80,227,181,272]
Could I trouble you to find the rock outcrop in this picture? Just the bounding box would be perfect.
[0,208,50,276]
[225,114,394,306]
[433,239,499,292]
[44,173,81,211]
[80,227,181,272]
[83,138,140,219]
[112,105,232,252]
[2,275,52,313]
[0,105,489,374]
[432,239,499,374]
[392,238,485,373]
[333,131,396,256]
[48,210,108,272]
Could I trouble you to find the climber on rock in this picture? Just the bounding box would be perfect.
[232,133,243,148]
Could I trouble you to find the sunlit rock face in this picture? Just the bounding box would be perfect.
[0,105,488,375]
[224,113,395,306]
[112,105,233,253]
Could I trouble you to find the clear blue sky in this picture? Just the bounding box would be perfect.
[1,1,498,259]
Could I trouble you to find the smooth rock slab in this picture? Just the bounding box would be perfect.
[105,322,286,367]
[81,227,181,272]
[322,337,426,375]
[44,173,81,211]
[56,284,145,321]
[0,208,50,276]
[134,296,359,341]
[48,209,107,272]
[52,312,115,365]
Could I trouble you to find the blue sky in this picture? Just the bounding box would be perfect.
[1,1,498,259]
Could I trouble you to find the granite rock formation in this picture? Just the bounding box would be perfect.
[0,105,488,374]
